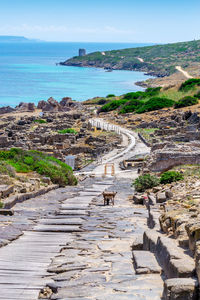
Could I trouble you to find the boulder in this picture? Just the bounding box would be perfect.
[156,192,167,203]
[185,222,200,252]
[0,106,15,114]
[37,100,46,109]
[16,102,36,112]
[133,194,143,205]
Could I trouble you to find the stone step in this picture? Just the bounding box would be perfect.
[163,278,199,300]
[143,230,196,279]
[39,218,84,225]
[132,250,162,274]
[33,225,83,233]
[56,210,88,216]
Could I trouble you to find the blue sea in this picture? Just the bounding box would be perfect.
[0,42,152,107]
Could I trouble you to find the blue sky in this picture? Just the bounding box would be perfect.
[0,0,200,43]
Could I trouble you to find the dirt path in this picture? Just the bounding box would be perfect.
[176,66,193,79]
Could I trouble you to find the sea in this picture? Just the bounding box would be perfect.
[0,42,152,107]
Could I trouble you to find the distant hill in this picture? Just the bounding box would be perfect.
[61,39,200,77]
[0,36,40,43]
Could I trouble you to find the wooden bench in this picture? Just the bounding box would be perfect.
[102,191,117,206]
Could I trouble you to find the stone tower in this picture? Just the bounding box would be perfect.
[79,48,86,57]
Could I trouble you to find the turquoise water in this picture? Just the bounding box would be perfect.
[0,42,152,106]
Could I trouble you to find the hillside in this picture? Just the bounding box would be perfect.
[61,39,200,77]
[83,78,200,115]
[0,36,39,43]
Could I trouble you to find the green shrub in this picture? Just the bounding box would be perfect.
[33,119,47,124]
[0,149,77,187]
[145,87,161,97]
[106,94,115,98]
[58,128,78,134]
[0,202,3,209]
[136,97,175,113]
[174,96,198,108]
[100,99,127,112]
[123,91,144,100]
[98,98,107,105]
[160,171,184,184]
[194,91,200,99]
[119,99,143,114]
[179,78,200,91]
[133,174,160,192]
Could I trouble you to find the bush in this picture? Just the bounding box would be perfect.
[106,94,115,98]
[145,87,161,97]
[160,171,184,184]
[100,99,127,112]
[133,174,160,192]
[123,91,144,100]
[33,119,47,124]
[179,79,200,91]
[58,128,78,134]
[0,149,77,187]
[119,99,143,114]
[194,91,200,99]
[136,97,175,113]
[98,99,107,105]
[174,96,198,109]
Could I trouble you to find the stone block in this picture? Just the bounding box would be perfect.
[132,250,161,274]
[163,278,198,300]
[143,229,160,253]
[156,236,195,278]
[0,209,13,216]
[0,185,14,198]
[133,194,143,205]
[132,235,143,250]
[156,192,167,203]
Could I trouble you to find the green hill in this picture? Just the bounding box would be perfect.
[61,40,200,77]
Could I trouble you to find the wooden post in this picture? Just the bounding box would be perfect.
[104,164,107,175]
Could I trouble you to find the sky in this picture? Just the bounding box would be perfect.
[0,0,200,43]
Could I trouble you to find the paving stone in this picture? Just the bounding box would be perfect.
[132,250,162,274]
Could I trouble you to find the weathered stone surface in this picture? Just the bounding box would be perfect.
[156,192,167,203]
[156,236,195,278]
[163,278,198,300]
[132,250,162,274]
[143,229,160,253]
[132,235,143,250]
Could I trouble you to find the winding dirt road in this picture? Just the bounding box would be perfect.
[176,66,193,79]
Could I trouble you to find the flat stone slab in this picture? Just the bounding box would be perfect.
[132,250,162,274]
[33,225,83,232]
[40,218,84,225]
[57,210,88,216]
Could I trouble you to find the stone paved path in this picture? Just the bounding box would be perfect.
[45,178,163,300]
[0,121,163,299]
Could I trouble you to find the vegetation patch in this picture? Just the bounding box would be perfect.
[174,96,198,108]
[119,99,143,114]
[179,78,200,92]
[106,94,116,98]
[133,174,160,192]
[33,119,47,124]
[99,99,127,113]
[0,148,77,187]
[160,171,184,184]
[58,128,78,134]
[136,97,175,113]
